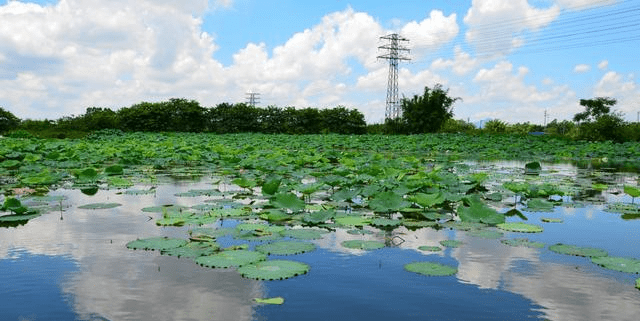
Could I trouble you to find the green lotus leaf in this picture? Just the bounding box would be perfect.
[457,196,505,225]
[141,205,188,213]
[77,202,121,210]
[346,229,374,235]
[107,177,133,188]
[195,250,267,268]
[0,213,41,222]
[409,192,445,208]
[605,203,640,215]
[271,193,305,212]
[418,246,442,252]
[253,297,285,305]
[238,260,310,280]
[255,241,316,255]
[189,227,236,239]
[541,217,563,223]
[104,165,124,175]
[371,218,402,227]
[401,220,439,228]
[442,221,487,231]
[161,241,220,258]
[503,181,529,194]
[302,209,335,224]
[211,207,254,217]
[235,224,285,241]
[126,237,188,251]
[156,217,188,226]
[76,168,99,181]
[0,159,20,168]
[624,185,640,198]
[524,161,541,175]
[281,228,328,240]
[330,188,361,202]
[591,256,640,274]
[261,179,281,196]
[232,177,256,190]
[636,278,640,290]
[500,238,545,248]
[466,229,504,239]
[592,183,608,191]
[334,216,371,227]
[439,240,463,248]
[524,199,555,212]
[404,262,457,276]
[549,243,608,257]
[497,222,543,233]
[341,240,385,250]
[368,191,410,213]
[123,188,156,195]
[191,204,219,212]
[260,210,292,223]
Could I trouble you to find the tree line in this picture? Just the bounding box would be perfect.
[0,99,367,138]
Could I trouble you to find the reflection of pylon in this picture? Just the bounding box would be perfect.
[377,33,410,120]
[246,92,260,107]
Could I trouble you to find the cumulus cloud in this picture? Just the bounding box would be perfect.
[574,64,591,73]
[401,10,459,55]
[430,46,479,75]
[555,0,618,10]
[598,60,609,70]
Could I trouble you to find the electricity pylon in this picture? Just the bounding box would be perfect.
[246,92,260,107]
[377,33,410,120]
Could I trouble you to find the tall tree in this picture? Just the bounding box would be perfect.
[0,107,20,133]
[400,84,460,134]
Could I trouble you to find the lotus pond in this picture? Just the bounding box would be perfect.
[1,133,640,320]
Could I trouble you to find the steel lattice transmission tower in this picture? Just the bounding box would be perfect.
[377,33,410,120]
[245,91,260,107]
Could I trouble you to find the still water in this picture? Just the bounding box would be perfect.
[1,166,640,321]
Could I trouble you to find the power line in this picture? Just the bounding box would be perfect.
[377,33,411,120]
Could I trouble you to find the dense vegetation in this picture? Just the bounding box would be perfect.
[1,84,639,142]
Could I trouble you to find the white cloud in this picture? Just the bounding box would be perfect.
[430,46,479,75]
[574,64,591,73]
[463,0,560,55]
[598,60,609,70]
[401,10,459,55]
[555,0,618,10]
[592,71,639,120]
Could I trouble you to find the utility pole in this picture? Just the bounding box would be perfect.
[245,91,260,107]
[544,109,548,127]
[377,33,410,120]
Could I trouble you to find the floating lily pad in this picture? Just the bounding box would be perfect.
[541,217,563,223]
[334,216,371,227]
[636,278,640,290]
[401,220,439,228]
[497,222,543,233]
[0,213,41,223]
[418,246,442,252]
[271,193,306,212]
[500,238,545,248]
[255,241,316,256]
[195,250,267,268]
[549,243,608,257]
[341,240,385,250]
[442,221,487,231]
[156,217,188,227]
[439,240,463,248]
[141,205,188,213]
[524,199,555,212]
[238,260,310,280]
[591,256,640,274]
[189,227,235,239]
[404,262,457,276]
[126,237,188,251]
[161,241,220,258]
[281,228,327,240]
[253,297,284,305]
[346,229,374,235]
[466,229,504,239]
[371,218,402,228]
[123,188,156,195]
[78,203,121,210]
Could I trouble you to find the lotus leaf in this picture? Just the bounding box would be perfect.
[189,227,235,238]
[161,241,220,258]
[466,229,504,239]
[105,165,124,175]
[253,297,285,305]
[524,199,555,212]
[302,210,335,224]
[78,203,121,210]
[549,243,608,257]
[141,205,188,213]
[442,221,487,231]
[500,238,545,248]
[126,237,188,251]
[409,192,445,208]
[605,203,640,215]
[368,191,410,213]
[260,210,292,223]
[211,207,254,217]
[636,278,640,290]
[238,260,310,280]
[590,256,640,274]
[524,161,541,175]
[255,241,316,255]
[541,217,563,223]
[439,240,463,248]
[156,217,188,226]
[497,222,543,233]
[281,228,327,240]
[0,213,41,222]
[404,262,457,276]
[371,218,402,227]
[457,197,505,225]
[401,220,439,228]
[341,240,385,250]
[346,229,374,235]
[123,188,156,195]
[195,250,267,268]
[624,185,640,198]
[261,179,281,196]
[334,216,371,227]
[418,246,442,252]
[271,193,305,212]
[330,188,361,202]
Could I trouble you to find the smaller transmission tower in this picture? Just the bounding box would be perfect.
[377,33,410,120]
[245,91,260,107]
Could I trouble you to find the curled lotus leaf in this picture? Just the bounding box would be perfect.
[404,262,457,276]
[466,229,504,239]
[591,256,640,274]
[401,220,439,228]
[371,218,402,227]
[255,241,316,255]
[126,237,188,251]
[418,246,442,252]
[346,229,374,235]
[195,250,267,268]
[549,243,608,257]
[253,297,284,305]
[281,228,328,240]
[302,210,335,224]
[78,202,121,210]
[161,241,220,258]
[238,260,310,280]
[500,238,545,249]
[270,193,305,212]
[341,240,385,250]
[439,240,463,248]
[541,217,563,223]
[497,222,543,233]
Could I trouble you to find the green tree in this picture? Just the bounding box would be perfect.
[483,119,507,134]
[573,97,626,142]
[0,107,21,133]
[399,84,460,134]
[573,97,617,122]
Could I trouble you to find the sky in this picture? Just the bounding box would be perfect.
[0,0,639,124]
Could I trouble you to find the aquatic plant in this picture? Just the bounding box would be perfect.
[404,262,458,276]
[238,260,310,280]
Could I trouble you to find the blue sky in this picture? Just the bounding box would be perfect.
[1,0,638,123]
